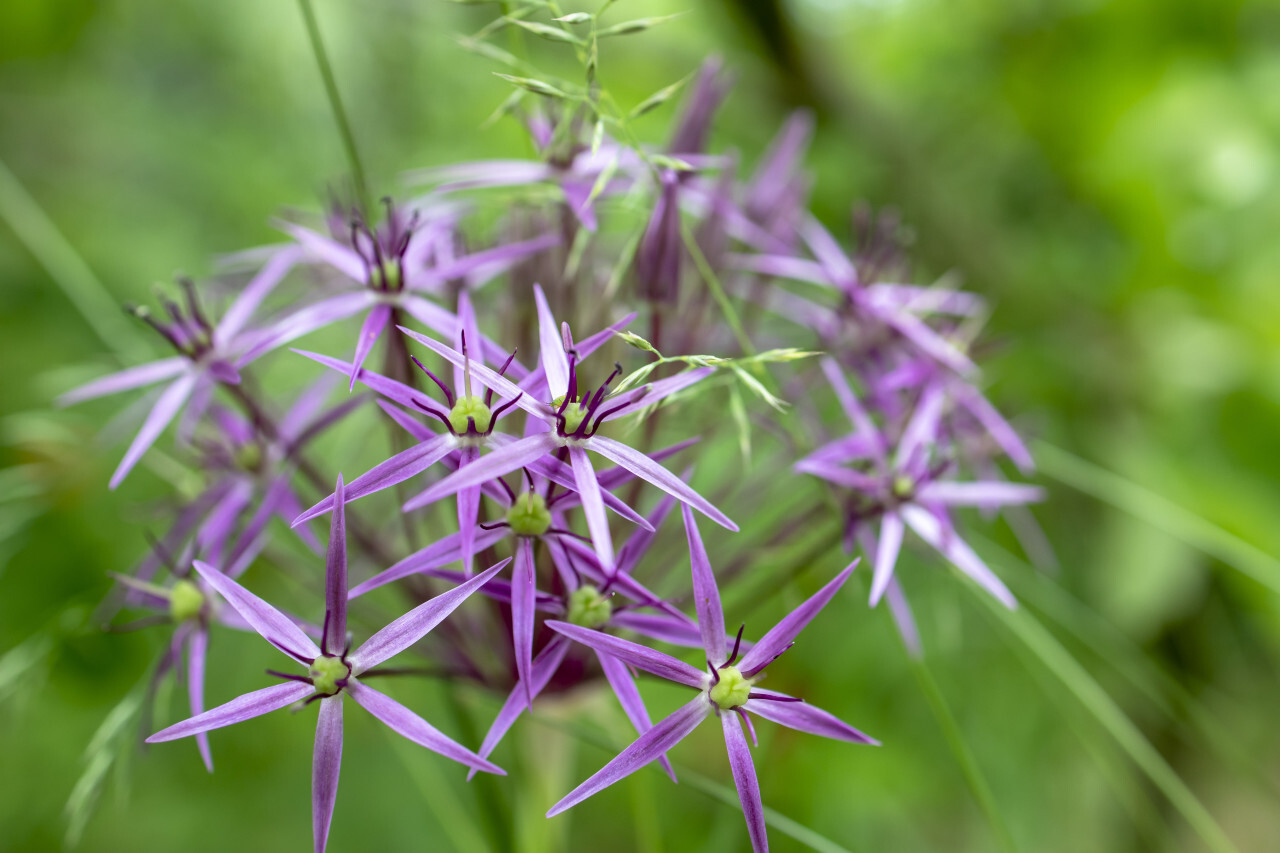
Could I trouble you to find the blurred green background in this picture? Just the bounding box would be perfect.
[2,0,1278,850]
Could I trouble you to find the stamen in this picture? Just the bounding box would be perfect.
[488,349,519,405]
[707,659,720,685]
[410,356,455,406]
[320,610,332,656]
[270,639,315,665]
[736,707,758,747]
[478,521,511,531]
[489,392,523,426]
[266,669,312,684]
[726,623,745,666]
[460,331,473,398]
[748,691,802,703]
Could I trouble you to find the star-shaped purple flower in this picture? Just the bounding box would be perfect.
[147,475,509,852]
[543,504,873,853]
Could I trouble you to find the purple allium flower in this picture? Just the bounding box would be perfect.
[252,198,555,380]
[147,475,508,852]
[544,505,872,852]
[58,249,302,488]
[798,358,1043,608]
[397,284,734,574]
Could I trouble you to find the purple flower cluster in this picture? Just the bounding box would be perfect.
[60,53,1040,853]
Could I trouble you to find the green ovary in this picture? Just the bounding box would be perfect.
[506,492,552,537]
[373,260,401,291]
[553,396,588,435]
[891,474,915,500]
[709,665,753,710]
[168,580,205,623]
[566,585,612,628]
[308,655,350,696]
[449,395,492,434]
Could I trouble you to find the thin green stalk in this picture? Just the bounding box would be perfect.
[1035,442,1280,594]
[908,655,1018,853]
[0,158,148,362]
[973,586,1240,853]
[296,0,371,214]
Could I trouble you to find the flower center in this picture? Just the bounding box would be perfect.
[168,579,205,623]
[891,474,915,501]
[709,665,753,710]
[372,259,401,292]
[235,442,263,473]
[308,655,351,696]
[448,395,493,435]
[506,492,552,537]
[566,585,613,628]
[553,395,589,436]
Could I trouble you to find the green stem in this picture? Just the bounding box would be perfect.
[296,0,371,214]
[908,654,1018,853]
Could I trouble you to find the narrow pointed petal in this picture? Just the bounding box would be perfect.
[453,291,481,392]
[739,561,857,678]
[819,357,881,445]
[351,559,509,671]
[955,384,1035,474]
[324,476,348,653]
[915,481,1045,507]
[682,503,726,663]
[347,680,504,775]
[526,452,653,530]
[545,621,704,688]
[607,611,706,648]
[588,436,737,531]
[348,304,393,390]
[616,492,678,578]
[58,357,187,406]
[878,307,976,374]
[468,636,572,780]
[596,649,677,783]
[885,577,922,658]
[186,628,213,772]
[243,292,375,364]
[216,245,303,344]
[568,445,614,572]
[349,526,509,598]
[108,372,197,490]
[294,349,439,415]
[721,710,769,853]
[893,382,946,472]
[799,214,857,285]
[534,284,571,400]
[147,680,314,742]
[294,434,455,526]
[192,560,321,661]
[547,696,710,817]
[402,433,558,513]
[398,326,550,420]
[870,513,904,607]
[280,222,367,281]
[901,504,1016,607]
[312,696,343,853]
[455,452,481,577]
[512,538,537,710]
[746,691,878,744]
[597,367,714,423]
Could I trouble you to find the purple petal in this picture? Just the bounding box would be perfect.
[147,680,314,743]
[350,559,509,671]
[914,481,1044,507]
[893,382,946,472]
[242,292,375,364]
[312,695,343,853]
[348,304,393,390]
[545,621,705,688]
[216,245,303,344]
[721,710,769,853]
[616,491,678,578]
[900,504,1016,607]
[294,349,437,415]
[348,526,509,599]
[820,357,881,447]
[738,561,856,678]
[57,357,187,406]
[596,649,677,783]
[799,214,857,285]
[452,291,481,392]
[587,436,737,531]
[526,452,653,531]
[398,326,550,420]
[398,294,460,340]
[282,222,367,281]
[569,445,615,572]
[870,512,904,607]
[192,560,321,661]
[456,455,481,577]
[402,433,558,513]
[876,306,975,374]
[546,696,710,817]
[294,434,455,526]
[533,284,571,400]
[468,635,572,780]
[108,372,197,490]
[682,503,726,663]
[955,383,1035,474]
[347,680,504,775]
[885,576,922,658]
[512,538,537,710]
[186,628,213,772]
[324,475,348,653]
[746,690,878,745]
[607,611,706,648]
